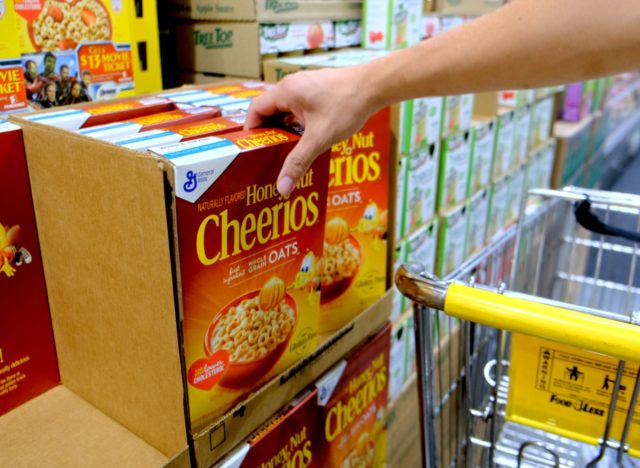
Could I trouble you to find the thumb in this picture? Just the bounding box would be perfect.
[277,130,327,196]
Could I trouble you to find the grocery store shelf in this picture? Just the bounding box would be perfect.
[603,106,640,156]
[606,79,640,109]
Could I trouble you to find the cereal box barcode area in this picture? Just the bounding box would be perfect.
[2,1,640,467]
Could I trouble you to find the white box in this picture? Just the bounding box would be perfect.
[403,143,440,236]
[438,130,471,213]
[363,0,423,50]
[469,118,496,195]
[466,189,490,257]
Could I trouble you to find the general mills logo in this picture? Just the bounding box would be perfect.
[183,170,197,193]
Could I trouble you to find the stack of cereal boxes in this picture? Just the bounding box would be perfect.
[0,0,162,117]
[217,323,391,468]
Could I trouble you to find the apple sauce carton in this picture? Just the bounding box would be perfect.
[403,142,439,237]
[530,96,554,149]
[389,321,407,402]
[76,106,219,141]
[512,104,532,167]
[217,389,320,468]
[469,118,496,195]
[320,108,390,334]
[149,128,330,429]
[391,242,406,323]
[395,155,407,242]
[441,94,474,138]
[0,121,59,416]
[486,174,510,242]
[405,220,438,278]
[505,166,525,226]
[363,0,423,51]
[21,96,178,130]
[437,203,468,278]
[334,20,363,48]
[316,323,390,468]
[492,108,515,181]
[400,97,444,153]
[498,89,536,108]
[438,130,471,213]
[107,114,248,151]
[465,189,490,258]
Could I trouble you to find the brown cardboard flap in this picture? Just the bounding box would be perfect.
[0,386,182,468]
[192,291,392,467]
[14,118,188,457]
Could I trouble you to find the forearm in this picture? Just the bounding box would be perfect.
[362,0,640,109]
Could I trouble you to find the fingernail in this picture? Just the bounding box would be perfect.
[277,176,294,196]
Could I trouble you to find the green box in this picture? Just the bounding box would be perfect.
[487,174,510,242]
[513,103,533,167]
[437,204,468,277]
[438,130,471,213]
[492,109,515,181]
[466,189,490,258]
[469,118,496,195]
[403,142,439,236]
[442,93,474,138]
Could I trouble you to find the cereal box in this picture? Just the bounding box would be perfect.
[438,130,471,213]
[466,189,489,257]
[320,108,390,334]
[22,96,177,130]
[492,109,515,180]
[403,142,439,237]
[149,128,330,429]
[363,0,423,50]
[437,203,468,278]
[442,94,474,138]
[316,324,390,467]
[107,114,247,151]
[77,106,219,141]
[469,118,496,195]
[512,104,532,167]
[405,220,438,278]
[0,121,59,416]
[218,390,320,468]
[0,1,29,115]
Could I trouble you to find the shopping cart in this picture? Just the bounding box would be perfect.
[396,187,640,467]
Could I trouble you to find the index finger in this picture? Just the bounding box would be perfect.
[245,89,290,129]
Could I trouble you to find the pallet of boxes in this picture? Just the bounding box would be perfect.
[170,0,364,82]
[0,0,162,118]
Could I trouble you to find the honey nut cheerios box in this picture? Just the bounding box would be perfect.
[150,128,330,430]
[218,389,320,468]
[320,107,391,334]
[21,96,179,130]
[77,106,220,141]
[316,323,391,468]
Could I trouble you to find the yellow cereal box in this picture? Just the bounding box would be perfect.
[320,108,391,333]
[150,128,330,430]
[316,324,390,467]
[13,0,161,107]
[0,1,28,113]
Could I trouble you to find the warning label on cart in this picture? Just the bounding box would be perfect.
[507,334,640,458]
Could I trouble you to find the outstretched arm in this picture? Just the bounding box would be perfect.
[247,0,640,195]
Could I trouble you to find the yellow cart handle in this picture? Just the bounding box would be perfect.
[396,265,640,363]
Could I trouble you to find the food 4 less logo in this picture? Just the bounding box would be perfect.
[193,28,233,49]
[264,0,299,14]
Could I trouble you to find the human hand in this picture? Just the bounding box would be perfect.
[246,66,379,196]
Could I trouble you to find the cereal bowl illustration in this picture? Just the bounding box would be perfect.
[204,281,297,390]
[340,431,375,468]
[321,217,362,304]
[28,0,112,51]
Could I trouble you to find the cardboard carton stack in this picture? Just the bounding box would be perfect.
[0,0,162,117]
[170,0,364,80]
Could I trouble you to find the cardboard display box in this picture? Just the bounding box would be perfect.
[176,21,335,78]
[170,0,363,22]
[0,386,191,468]
[9,85,393,466]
